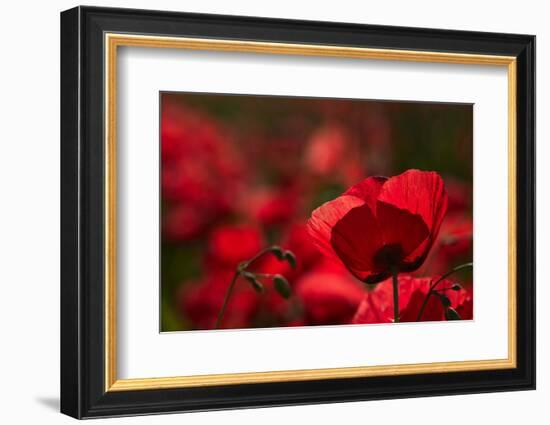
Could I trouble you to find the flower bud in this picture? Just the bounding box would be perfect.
[273,274,291,299]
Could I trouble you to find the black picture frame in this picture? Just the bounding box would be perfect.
[61,5,535,419]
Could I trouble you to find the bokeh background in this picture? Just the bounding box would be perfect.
[160,92,473,331]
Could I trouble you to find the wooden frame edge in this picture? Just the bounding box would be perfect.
[104,33,518,392]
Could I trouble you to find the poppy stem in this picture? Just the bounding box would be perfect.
[252,273,275,279]
[214,245,296,329]
[214,270,240,329]
[416,262,473,322]
[242,247,272,268]
[391,266,399,323]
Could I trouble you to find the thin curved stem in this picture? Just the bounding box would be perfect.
[251,273,275,279]
[214,245,293,329]
[416,262,473,322]
[214,271,240,329]
[243,247,274,269]
[214,250,271,330]
[391,266,399,323]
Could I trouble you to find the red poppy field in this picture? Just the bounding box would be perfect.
[161,92,473,331]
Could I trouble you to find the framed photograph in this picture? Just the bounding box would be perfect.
[60,6,535,419]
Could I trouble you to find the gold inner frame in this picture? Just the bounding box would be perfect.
[104,33,517,392]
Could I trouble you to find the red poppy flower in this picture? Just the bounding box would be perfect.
[455,287,473,320]
[350,275,418,324]
[351,275,472,324]
[307,169,448,283]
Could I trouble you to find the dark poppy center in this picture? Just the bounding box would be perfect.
[373,244,404,269]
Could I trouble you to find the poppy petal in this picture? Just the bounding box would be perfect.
[376,201,429,261]
[344,176,387,210]
[330,204,385,281]
[306,195,366,259]
[377,169,448,267]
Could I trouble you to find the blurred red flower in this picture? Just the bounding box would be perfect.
[454,287,473,320]
[304,124,363,185]
[282,223,323,274]
[352,275,472,324]
[207,224,264,268]
[445,178,472,214]
[305,125,349,176]
[438,214,473,263]
[179,271,259,330]
[295,271,365,325]
[161,98,245,240]
[419,213,473,275]
[307,169,448,283]
[244,186,300,227]
[162,204,210,242]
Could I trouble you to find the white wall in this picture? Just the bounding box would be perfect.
[0,1,544,423]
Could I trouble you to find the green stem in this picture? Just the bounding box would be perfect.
[416,262,473,322]
[214,245,292,329]
[242,247,273,269]
[251,273,275,279]
[214,271,240,329]
[391,266,399,323]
